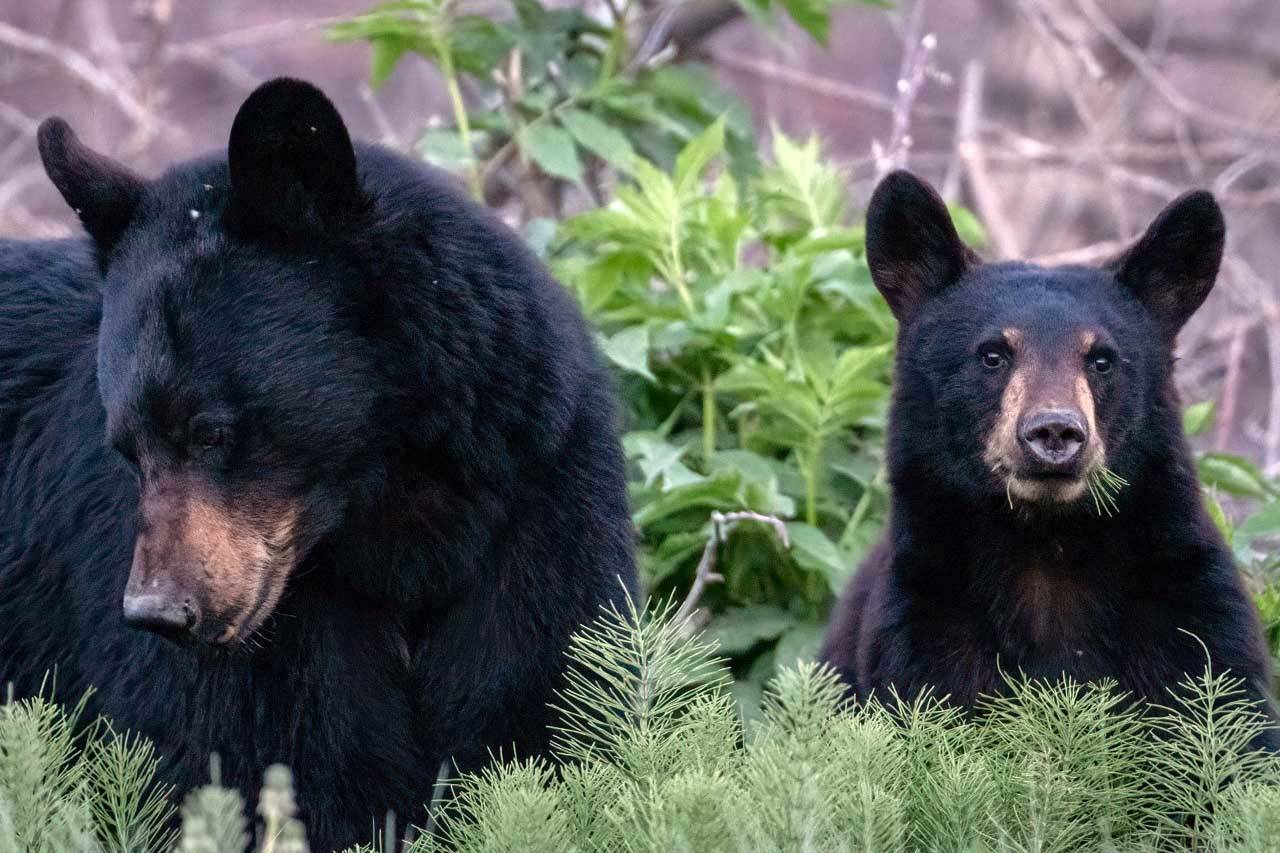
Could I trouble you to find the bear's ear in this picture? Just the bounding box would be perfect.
[38,118,144,254]
[227,78,362,237]
[865,170,977,324]
[1107,190,1224,339]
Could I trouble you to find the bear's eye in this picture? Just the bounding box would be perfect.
[188,415,232,454]
[197,427,226,450]
[981,349,1007,370]
[1090,355,1113,374]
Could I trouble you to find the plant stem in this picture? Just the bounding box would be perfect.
[702,368,716,464]
[668,231,694,313]
[599,0,630,83]
[803,440,822,526]
[439,52,478,198]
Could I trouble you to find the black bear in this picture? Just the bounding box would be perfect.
[0,78,636,849]
[820,170,1277,744]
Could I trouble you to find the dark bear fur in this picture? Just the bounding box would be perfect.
[0,78,636,850]
[820,170,1277,747]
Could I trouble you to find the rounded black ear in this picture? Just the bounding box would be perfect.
[38,117,143,253]
[865,170,977,324]
[227,78,362,237]
[1107,190,1224,339]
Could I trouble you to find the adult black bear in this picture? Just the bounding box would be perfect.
[0,78,636,849]
[820,170,1277,745]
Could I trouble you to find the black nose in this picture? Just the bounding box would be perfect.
[1019,409,1087,472]
[122,592,198,640]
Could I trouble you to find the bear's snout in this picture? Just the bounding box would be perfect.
[1018,409,1088,473]
[125,473,300,645]
[122,588,200,641]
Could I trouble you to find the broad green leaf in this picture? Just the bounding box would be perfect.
[518,122,584,184]
[599,326,655,382]
[949,205,988,248]
[369,36,415,86]
[633,473,743,528]
[643,530,707,585]
[832,344,892,387]
[523,217,557,258]
[416,128,473,171]
[838,515,881,569]
[779,0,835,44]
[787,522,851,591]
[1183,401,1216,437]
[773,621,826,670]
[674,116,726,194]
[709,450,797,518]
[709,449,779,490]
[625,433,703,491]
[705,605,796,656]
[759,130,845,233]
[1241,501,1280,540]
[1203,490,1233,544]
[1199,453,1272,499]
[450,15,514,75]
[789,227,865,256]
[559,109,636,173]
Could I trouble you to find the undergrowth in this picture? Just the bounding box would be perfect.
[6,601,1280,852]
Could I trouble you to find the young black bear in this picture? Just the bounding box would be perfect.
[0,78,636,849]
[820,170,1278,745]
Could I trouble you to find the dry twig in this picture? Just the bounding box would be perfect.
[673,511,791,631]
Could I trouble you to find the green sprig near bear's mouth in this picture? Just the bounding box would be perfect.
[1087,465,1130,517]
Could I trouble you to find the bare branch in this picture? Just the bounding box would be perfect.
[1075,0,1280,145]
[877,1,934,178]
[1029,237,1131,267]
[955,63,1020,259]
[673,511,791,630]
[359,83,405,150]
[713,51,956,122]
[1215,323,1250,453]
[0,20,174,141]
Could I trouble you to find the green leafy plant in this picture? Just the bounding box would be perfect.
[554,122,985,702]
[327,0,776,209]
[10,604,1280,851]
[1086,464,1129,517]
[405,602,1280,852]
[1185,402,1280,687]
[0,688,174,853]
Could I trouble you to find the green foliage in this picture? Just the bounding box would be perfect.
[177,759,249,853]
[550,595,731,775]
[256,766,308,853]
[1186,402,1280,687]
[412,604,1280,852]
[735,0,882,45]
[557,120,915,696]
[330,0,885,209]
[330,0,766,198]
[0,689,173,852]
[9,608,1280,852]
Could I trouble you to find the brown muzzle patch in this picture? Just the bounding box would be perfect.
[125,474,300,644]
[983,332,1105,504]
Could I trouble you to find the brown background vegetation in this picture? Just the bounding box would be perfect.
[1,0,1277,467]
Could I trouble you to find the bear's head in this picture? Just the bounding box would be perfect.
[38,79,380,645]
[867,170,1223,516]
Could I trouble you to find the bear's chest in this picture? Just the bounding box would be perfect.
[972,562,1170,694]
[1005,566,1099,654]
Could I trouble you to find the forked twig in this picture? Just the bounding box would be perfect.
[673,510,791,629]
